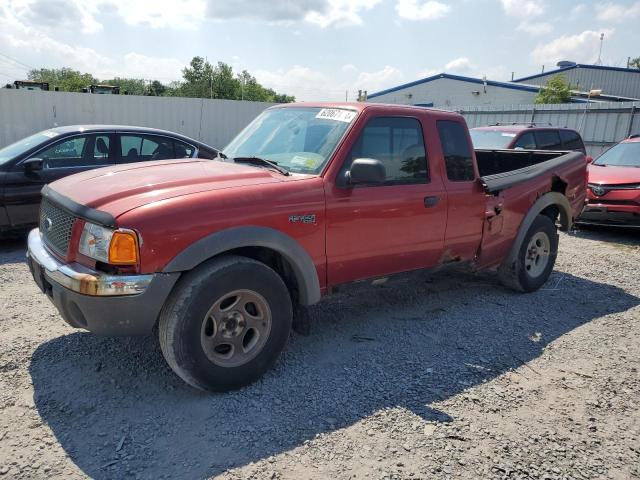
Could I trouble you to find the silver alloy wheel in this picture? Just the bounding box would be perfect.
[200,289,272,368]
[524,231,551,278]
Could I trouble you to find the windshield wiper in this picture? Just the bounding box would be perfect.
[232,156,290,176]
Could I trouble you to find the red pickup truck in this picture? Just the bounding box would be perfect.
[27,103,587,391]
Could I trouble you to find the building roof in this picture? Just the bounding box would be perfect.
[514,64,640,83]
[367,73,542,99]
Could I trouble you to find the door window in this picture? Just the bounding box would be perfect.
[173,140,195,158]
[39,135,111,169]
[535,130,562,150]
[437,120,475,181]
[120,134,176,162]
[560,130,585,151]
[347,117,428,185]
[513,132,536,149]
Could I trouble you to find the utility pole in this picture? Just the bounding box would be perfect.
[345,90,348,101]
[596,33,604,65]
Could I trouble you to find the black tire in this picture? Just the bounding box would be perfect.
[501,214,559,293]
[158,255,292,392]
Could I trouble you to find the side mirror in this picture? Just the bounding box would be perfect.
[585,155,593,164]
[23,157,44,171]
[347,158,386,185]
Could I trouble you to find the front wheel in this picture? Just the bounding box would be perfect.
[158,256,293,392]
[502,214,559,292]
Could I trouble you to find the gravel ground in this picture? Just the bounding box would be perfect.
[0,227,639,480]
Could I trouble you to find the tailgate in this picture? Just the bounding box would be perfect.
[480,151,585,194]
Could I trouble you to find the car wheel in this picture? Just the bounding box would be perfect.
[502,214,559,292]
[159,255,292,392]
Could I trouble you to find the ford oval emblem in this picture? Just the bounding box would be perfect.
[591,185,605,197]
[45,217,53,231]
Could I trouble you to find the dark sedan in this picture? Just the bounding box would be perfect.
[0,125,219,233]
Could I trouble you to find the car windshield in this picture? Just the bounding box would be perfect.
[469,129,516,149]
[222,107,357,174]
[593,142,640,167]
[0,131,59,166]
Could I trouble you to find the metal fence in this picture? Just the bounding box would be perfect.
[457,101,640,157]
[0,89,274,150]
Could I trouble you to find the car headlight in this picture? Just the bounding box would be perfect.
[79,223,139,265]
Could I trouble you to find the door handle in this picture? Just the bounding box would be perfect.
[423,196,440,208]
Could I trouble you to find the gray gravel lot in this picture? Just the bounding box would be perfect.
[0,227,639,480]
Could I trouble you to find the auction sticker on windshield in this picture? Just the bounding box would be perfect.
[315,108,357,123]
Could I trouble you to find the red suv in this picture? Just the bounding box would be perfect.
[579,135,640,227]
[470,124,588,156]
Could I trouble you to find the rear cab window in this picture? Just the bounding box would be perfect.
[535,130,562,150]
[437,120,476,181]
[560,130,585,152]
[513,132,536,149]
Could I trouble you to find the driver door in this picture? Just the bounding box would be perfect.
[325,115,448,285]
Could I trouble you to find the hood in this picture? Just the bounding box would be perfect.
[50,159,284,218]
[588,164,640,185]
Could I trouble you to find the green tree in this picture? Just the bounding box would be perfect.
[180,56,215,98]
[630,57,640,69]
[100,77,147,95]
[26,57,295,101]
[27,67,96,92]
[535,74,572,104]
[149,80,166,96]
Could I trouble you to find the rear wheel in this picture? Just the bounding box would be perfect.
[159,256,292,392]
[502,214,559,292]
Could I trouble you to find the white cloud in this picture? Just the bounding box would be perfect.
[516,21,553,36]
[0,5,185,81]
[103,0,206,29]
[444,57,474,72]
[254,64,403,101]
[500,0,545,18]
[5,0,383,32]
[205,0,382,27]
[305,0,383,27]
[341,63,358,73]
[395,0,451,21]
[416,57,509,81]
[596,1,640,22]
[570,4,586,17]
[531,29,615,65]
[355,65,404,92]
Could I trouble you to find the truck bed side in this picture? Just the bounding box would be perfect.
[474,149,587,269]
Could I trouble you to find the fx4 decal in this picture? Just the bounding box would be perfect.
[288,214,316,224]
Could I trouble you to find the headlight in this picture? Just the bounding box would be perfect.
[79,223,139,265]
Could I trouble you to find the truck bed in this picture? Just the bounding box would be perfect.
[476,149,585,193]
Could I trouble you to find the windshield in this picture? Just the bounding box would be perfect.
[593,142,640,167]
[223,107,357,174]
[0,131,59,166]
[469,129,516,149]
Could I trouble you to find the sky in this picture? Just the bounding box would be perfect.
[0,0,639,101]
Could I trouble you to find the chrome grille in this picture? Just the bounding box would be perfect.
[39,199,76,254]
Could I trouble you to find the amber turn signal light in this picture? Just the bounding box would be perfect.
[108,230,139,265]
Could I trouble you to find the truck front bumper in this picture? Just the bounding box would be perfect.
[27,229,180,335]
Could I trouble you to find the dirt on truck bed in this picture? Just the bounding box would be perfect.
[0,228,639,480]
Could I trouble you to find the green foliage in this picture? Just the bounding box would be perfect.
[176,57,295,102]
[630,57,640,69]
[100,77,147,95]
[27,68,96,92]
[25,57,295,102]
[535,74,572,104]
